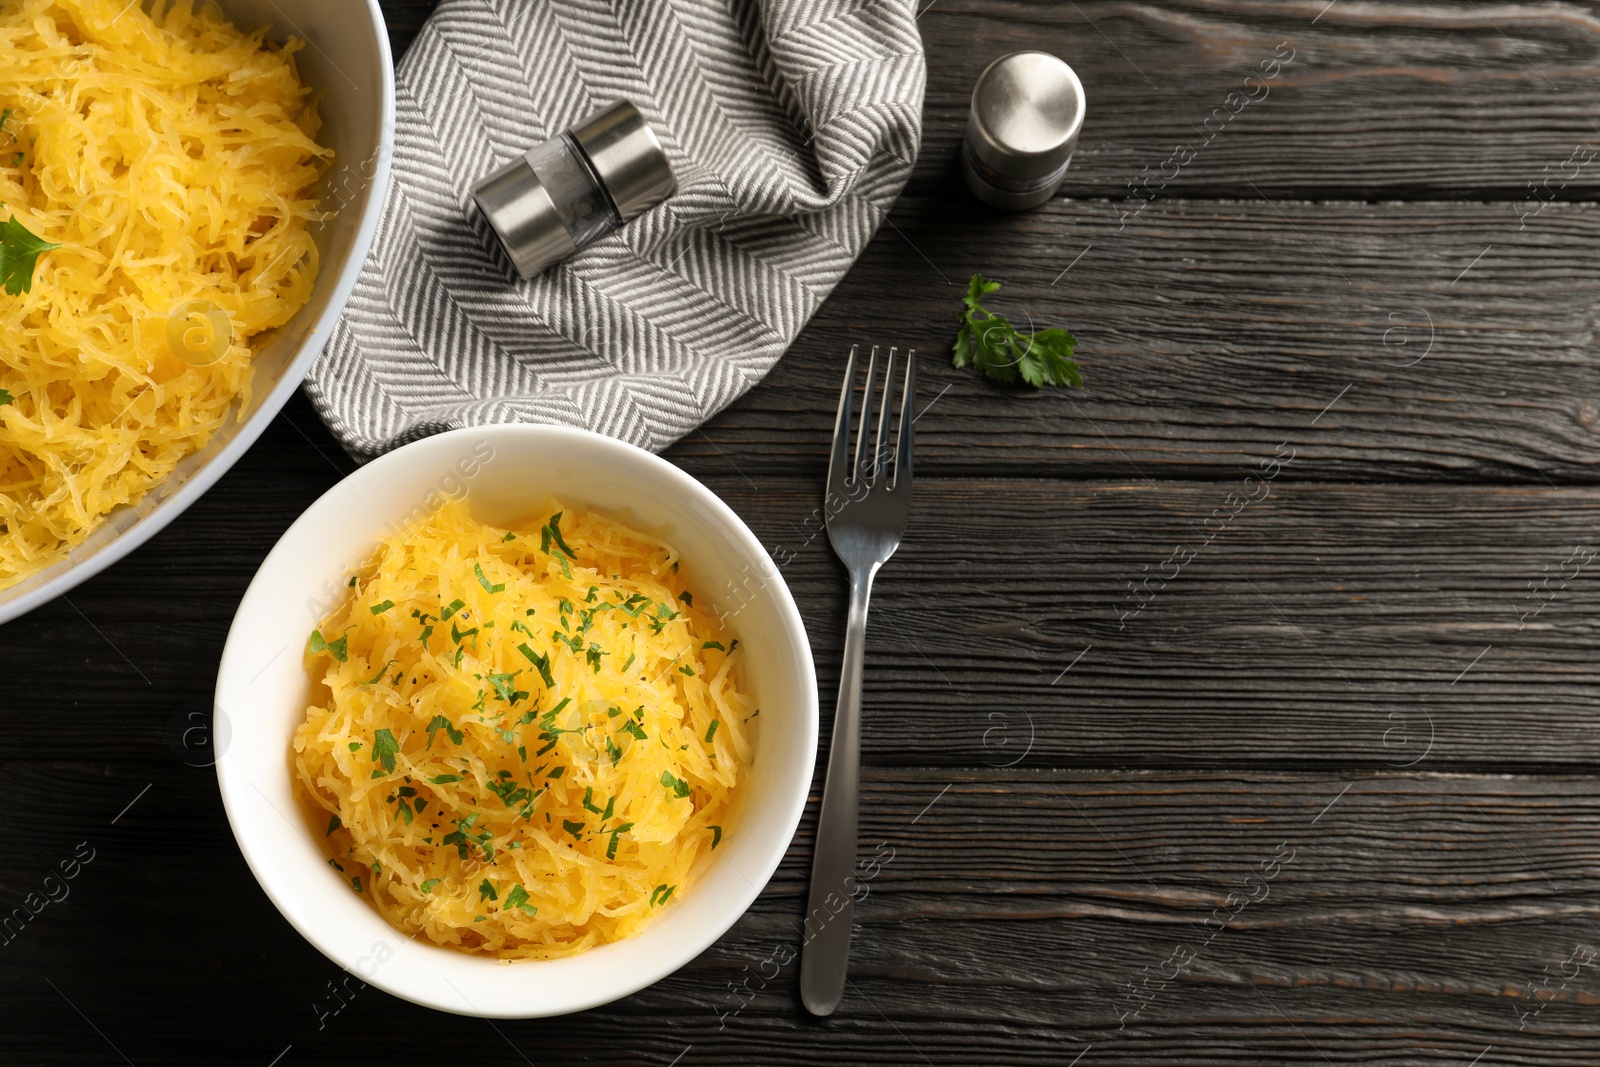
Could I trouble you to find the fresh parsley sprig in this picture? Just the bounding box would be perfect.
[0,210,58,297]
[952,274,1081,388]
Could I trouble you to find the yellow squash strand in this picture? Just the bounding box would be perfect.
[0,0,330,588]
[294,499,756,960]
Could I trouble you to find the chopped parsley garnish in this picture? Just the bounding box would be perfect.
[474,562,505,594]
[502,531,516,542]
[308,629,348,662]
[503,884,538,917]
[606,821,634,860]
[0,212,59,296]
[709,825,723,849]
[702,641,724,651]
[620,720,647,742]
[326,815,341,835]
[424,715,463,749]
[704,720,720,744]
[678,591,693,607]
[347,741,362,752]
[420,878,441,894]
[517,643,555,687]
[485,670,527,705]
[428,773,463,785]
[442,813,494,861]
[350,877,363,893]
[679,665,696,677]
[621,652,636,672]
[650,884,676,907]
[478,879,498,902]
[562,818,585,837]
[953,273,1081,388]
[540,512,576,560]
[370,729,400,773]
[440,598,466,621]
[0,388,11,406]
[660,770,690,799]
[585,644,605,672]
[360,658,397,685]
[370,600,395,614]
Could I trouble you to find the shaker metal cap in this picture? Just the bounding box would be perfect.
[472,153,573,278]
[968,52,1086,180]
[570,100,678,223]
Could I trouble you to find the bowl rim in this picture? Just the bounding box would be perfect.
[214,423,820,1017]
[0,0,396,628]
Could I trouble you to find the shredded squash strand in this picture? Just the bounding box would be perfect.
[293,499,755,959]
[0,0,330,588]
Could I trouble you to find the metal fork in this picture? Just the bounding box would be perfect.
[800,345,915,1017]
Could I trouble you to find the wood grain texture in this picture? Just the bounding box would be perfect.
[10,444,1600,771]
[670,196,1600,483]
[1,766,1596,1065]
[915,1,1600,200]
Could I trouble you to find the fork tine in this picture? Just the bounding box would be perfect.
[894,350,915,489]
[851,346,878,484]
[873,347,896,486]
[827,345,858,496]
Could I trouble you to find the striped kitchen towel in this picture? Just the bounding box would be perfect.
[305,0,927,459]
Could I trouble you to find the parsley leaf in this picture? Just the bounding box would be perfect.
[540,512,576,560]
[478,879,498,902]
[370,728,400,774]
[420,878,441,894]
[424,715,463,749]
[474,562,505,594]
[660,770,691,799]
[370,600,395,614]
[0,213,58,296]
[953,274,1081,388]
[360,658,397,685]
[517,643,556,687]
[0,389,12,406]
[503,884,538,916]
[309,629,348,662]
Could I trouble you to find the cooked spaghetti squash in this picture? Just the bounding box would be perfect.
[0,0,330,588]
[293,498,755,959]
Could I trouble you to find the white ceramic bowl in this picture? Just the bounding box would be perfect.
[0,0,395,626]
[214,425,819,1017]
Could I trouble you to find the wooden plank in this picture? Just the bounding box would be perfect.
[2,764,1595,1064]
[673,196,1600,483]
[8,459,1600,770]
[378,1,1600,200]
[919,0,1600,200]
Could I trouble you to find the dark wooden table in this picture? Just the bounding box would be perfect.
[6,2,1600,1063]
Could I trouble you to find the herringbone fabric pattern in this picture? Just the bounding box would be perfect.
[305,0,926,459]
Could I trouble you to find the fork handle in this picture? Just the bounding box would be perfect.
[800,564,876,1016]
